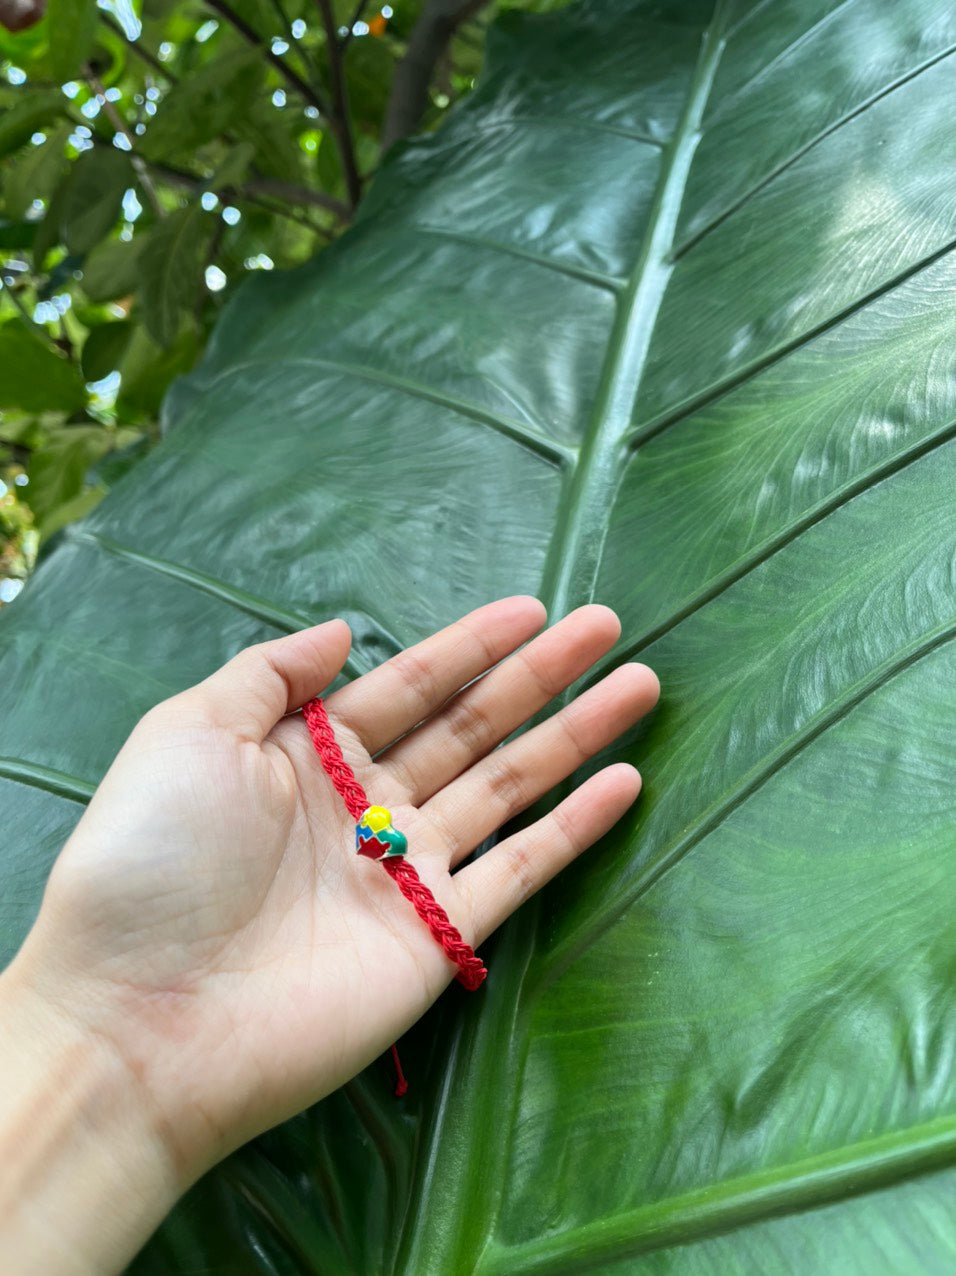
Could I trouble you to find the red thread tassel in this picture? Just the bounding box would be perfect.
[390,1043,408,1097]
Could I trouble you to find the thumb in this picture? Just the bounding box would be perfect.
[179,619,353,742]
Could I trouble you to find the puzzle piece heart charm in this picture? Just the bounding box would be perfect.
[355,805,408,860]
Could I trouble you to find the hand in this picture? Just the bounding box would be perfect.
[2,597,658,1270]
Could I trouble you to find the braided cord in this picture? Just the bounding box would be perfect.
[382,859,487,990]
[302,698,369,820]
[301,697,487,991]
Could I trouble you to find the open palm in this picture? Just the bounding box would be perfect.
[23,596,658,1182]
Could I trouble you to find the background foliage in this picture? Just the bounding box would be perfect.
[0,0,566,604]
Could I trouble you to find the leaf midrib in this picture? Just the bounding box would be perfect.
[392,10,730,1271]
[541,11,727,621]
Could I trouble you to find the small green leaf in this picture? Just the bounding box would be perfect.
[46,0,97,81]
[209,142,256,193]
[343,35,393,131]
[2,122,71,220]
[138,207,212,347]
[59,147,134,255]
[139,49,264,163]
[87,428,149,486]
[117,321,200,415]
[315,132,343,196]
[138,208,213,348]
[0,218,36,249]
[80,319,132,381]
[234,104,305,183]
[0,90,65,159]
[0,321,86,413]
[0,413,44,447]
[90,19,128,84]
[34,482,106,538]
[31,170,69,268]
[80,234,144,303]
[26,424,111,532]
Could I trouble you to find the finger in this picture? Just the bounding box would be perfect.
[457,763,642,943]
[378,604,622,804]
[173,619,353,742]
[420,662,659,866]
[324,596,547,756]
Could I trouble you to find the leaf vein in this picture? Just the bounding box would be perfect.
[542,620,956,988]
[408,224,625,293]
[200,357,574,464]
[705,0,861,131]
[602,419,956,670]
[632,234,956,439]
[675,40,956,261]
[67,528,369,680]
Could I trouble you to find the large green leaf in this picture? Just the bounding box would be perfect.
[2,1,955,1271]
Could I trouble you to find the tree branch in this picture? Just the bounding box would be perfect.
[315,0,362,211]
[86,139,347,226]
[264,0,320,88]
[1,278,46,337]
[237,192,334,238]
[203,0,331,117]
[99,12,178,83]
[131,156,343,231]
[382,0,491,151]
[339,0,370,50]
[242,177,349,219]
[86,70,165,219]
[265,0,298,58]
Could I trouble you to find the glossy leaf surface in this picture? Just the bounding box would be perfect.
[1,1,955,1271]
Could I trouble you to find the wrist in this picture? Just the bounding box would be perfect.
[0,952,182,1275]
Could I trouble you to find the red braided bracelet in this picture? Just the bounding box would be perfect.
[302,696,487,991]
